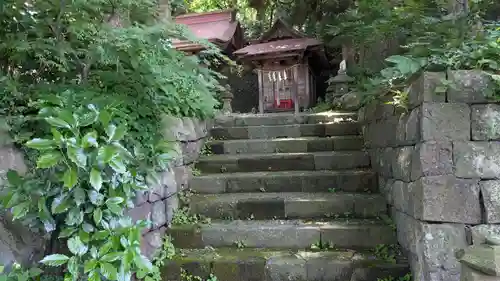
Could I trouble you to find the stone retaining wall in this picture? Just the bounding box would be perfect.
[128,116,209,257]
[359,70,499,281]
[0,116,209,266]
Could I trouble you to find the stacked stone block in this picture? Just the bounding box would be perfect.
[130,116,209,257]
[359,70,499,281]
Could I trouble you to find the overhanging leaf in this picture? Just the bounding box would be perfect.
[90,169,103,191]
[40,254,69,266]
[45,117,71,129]
[36,152,62,168]
[67,236,88,256]
[26,138,56,150]
[63,167,78,189]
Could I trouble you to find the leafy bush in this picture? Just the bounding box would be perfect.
[1,105,159,281]
[0,0,227,280]
[0,0,224,152]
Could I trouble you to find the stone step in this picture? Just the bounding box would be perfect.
[213,111,357,127]
[190,170,377,194]
[168,219,397,250]
[210,122,360,140]
[189,192,387,220]
[196,151,369,173]
[207,136,364,155]
[164,248,409,281]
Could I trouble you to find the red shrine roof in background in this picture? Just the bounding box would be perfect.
[172,9,244,53]
[234,18,323,60]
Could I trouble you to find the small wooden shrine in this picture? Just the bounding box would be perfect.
[234,19,327,113]
[173,9,245,55]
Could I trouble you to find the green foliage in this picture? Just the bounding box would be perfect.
[0,0,224,155]
[372,244,401,264]
[137,236,176,281]
[377,273,412,281]
[171,188,211,225]
[1,105,160,281]
[0,264,48,281]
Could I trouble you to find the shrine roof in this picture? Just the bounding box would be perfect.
[234,18,323,59]
[233,37,322,58]
[172,9,243,52]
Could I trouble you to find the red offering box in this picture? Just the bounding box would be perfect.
[274,99,293,109]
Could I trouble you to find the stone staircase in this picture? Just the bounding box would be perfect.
[166,112,409,281]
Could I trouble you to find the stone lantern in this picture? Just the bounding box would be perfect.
[221,85,233,115]
[328,60,354,102]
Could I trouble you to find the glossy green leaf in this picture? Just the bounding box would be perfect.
[82,131,99,148]
[101,262,118,280]
[12,201,30,220]
[36,152,62,168]
[88,270,102,281]
[105,124,117,141]
[51,128,64,143]
[98,145,117,163]
[90,169,103,191]
[68,236,88,256]
[67,146,87,168]
[26,138,55,150]
[65,208,83,226]
[117,265,131,281]
[88,190,104,206]
[134,254,153,271]
[6,170,22,185]
[106,203,122,215]
[100,252,122,262]
[58,227,77,238]
[93,208,102,225]
[51,195,70,214]
[58,110,77,127]
[45,117,71,129]
[28,267,43,277]
[99,110,112,127]
[2,191,19,208]
[63,167,78,189]
[92,230,110,240]
[40,254,69,266]
[67,256,78,277]
[78,111,99,127]
[84,259,98,273]
[73,187,86,205]
[111,124,127,141]
[109,158,126,174]
[106,197,124,205]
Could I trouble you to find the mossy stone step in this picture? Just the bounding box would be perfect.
[213,111,357,127]
[207,136,364,155]
[210,122,360,140]
[190,170,377,194]
[189,192,386,220]
[196,151,369,173]
[163,248,409,281]
[167,219,396,250]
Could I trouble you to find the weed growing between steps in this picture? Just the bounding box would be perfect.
[377,273,412,281]
[139,235,219,281]
[310,241,338,251]
[372,244,404,264]
[172,189,211,225]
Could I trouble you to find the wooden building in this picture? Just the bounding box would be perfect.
[234,19,327,113]
[173,9,245,55]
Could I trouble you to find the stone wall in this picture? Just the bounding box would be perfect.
[129,116,209,257]
[359,70,499,281]
[0,116,209,266]
[0,138,44,267]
